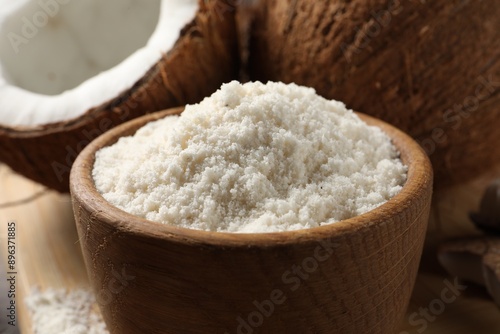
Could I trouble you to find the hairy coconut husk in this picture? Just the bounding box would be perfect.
[249,0,500,188]
[0,0,239,192]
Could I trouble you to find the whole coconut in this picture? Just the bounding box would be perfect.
[249,0,500,188]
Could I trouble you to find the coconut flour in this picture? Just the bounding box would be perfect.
[26,288,108,334]
[93,81,407,233]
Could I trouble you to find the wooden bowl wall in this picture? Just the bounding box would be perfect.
[70,107,433,334]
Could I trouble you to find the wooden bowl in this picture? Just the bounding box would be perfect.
[70,107,433,334]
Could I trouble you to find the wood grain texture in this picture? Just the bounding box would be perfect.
[0,166,87,334]
[70,108,433,333]
[248,0,500,189]
[0,0,239,193]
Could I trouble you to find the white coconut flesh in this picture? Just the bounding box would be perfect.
[0,0,198,127]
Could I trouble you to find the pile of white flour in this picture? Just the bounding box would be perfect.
[93,81,407,233]
[26,288,108,334]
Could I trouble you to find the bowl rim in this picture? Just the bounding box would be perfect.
[70,107,433,247]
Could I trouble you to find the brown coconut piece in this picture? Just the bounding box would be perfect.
[471,179,500,234]
[249,0,500,188]
[483,252,500,307]
[439,237,500,307]
[438,237,491,286]
[0,0,239,192]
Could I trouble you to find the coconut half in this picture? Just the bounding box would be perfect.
[249,0,500,188]
[0,0,239,192]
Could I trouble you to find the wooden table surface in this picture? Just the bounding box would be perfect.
[0,162,499,334]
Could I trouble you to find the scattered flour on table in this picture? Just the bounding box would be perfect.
[93,81,407,233]
[25,288,108,334]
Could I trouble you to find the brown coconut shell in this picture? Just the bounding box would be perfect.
[0,0,239,193]
[439,237,500,306]
[249,0,500,188]
[482,252,500,306]
[438,237,491,286]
